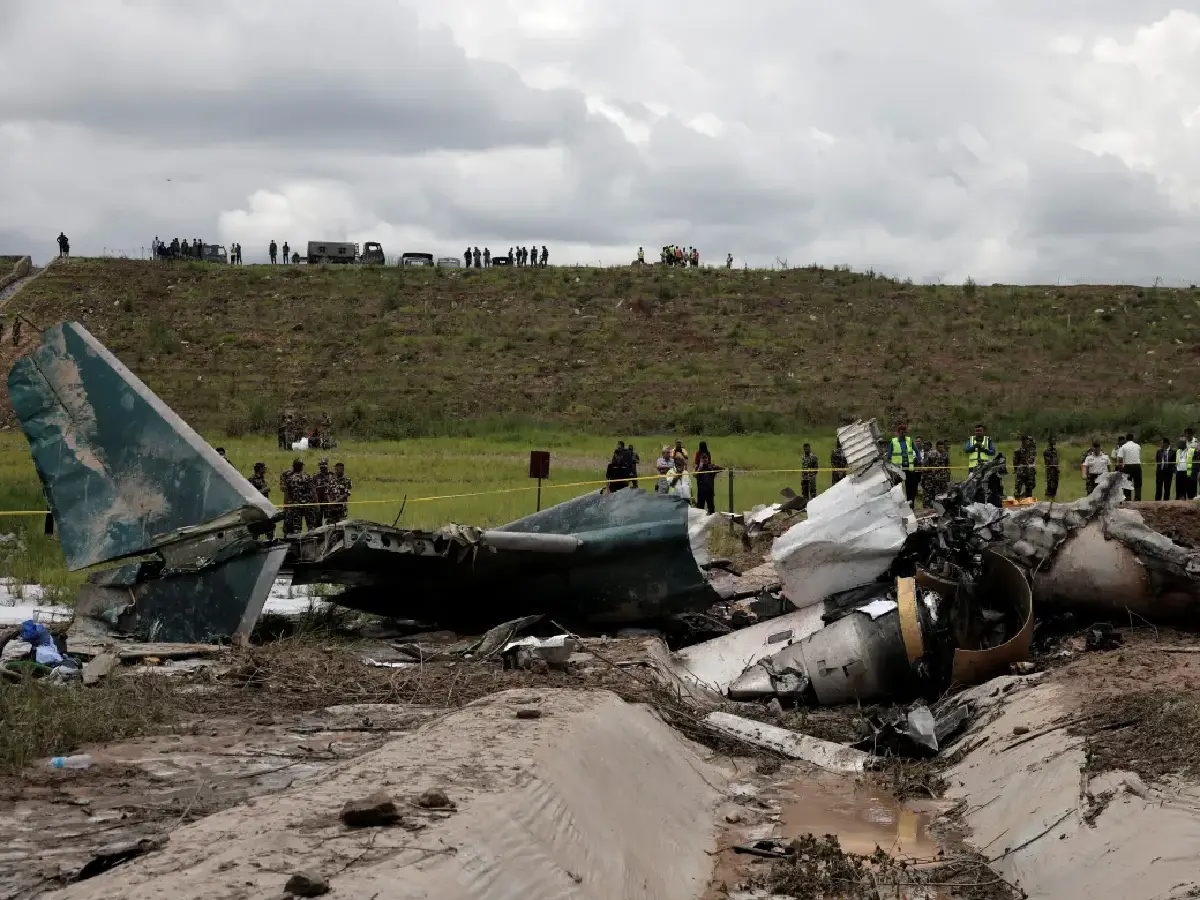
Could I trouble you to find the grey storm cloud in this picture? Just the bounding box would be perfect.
[0,1,592,153]
[0,0,1199,282]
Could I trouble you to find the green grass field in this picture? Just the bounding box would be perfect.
[0,430,1093,599]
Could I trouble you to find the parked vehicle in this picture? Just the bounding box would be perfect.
[307,241,357,265]
[360,241,385,264]
[401,253,435,266]
[434,256,461,268]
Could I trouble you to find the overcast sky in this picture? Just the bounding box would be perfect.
[1,1,1198,282]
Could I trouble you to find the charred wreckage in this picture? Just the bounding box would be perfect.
[9,322,1200,714]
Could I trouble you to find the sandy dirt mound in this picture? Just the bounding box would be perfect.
[46,688,726,900]
[944,650,1200,900]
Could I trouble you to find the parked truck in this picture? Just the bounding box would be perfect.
[306,241,356,264]
[305,241,386,265]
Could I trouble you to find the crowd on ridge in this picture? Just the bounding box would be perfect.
[463,246,549,268]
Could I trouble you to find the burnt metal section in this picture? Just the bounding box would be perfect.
[7,321,284,644]
[287,489,720,629]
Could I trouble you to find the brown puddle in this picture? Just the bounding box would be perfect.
[781,771,941,860]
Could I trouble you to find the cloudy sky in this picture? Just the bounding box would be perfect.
[1,1,1198,282]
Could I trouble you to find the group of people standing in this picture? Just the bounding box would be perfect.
[660,245,699,267]
[269,458,354,536]
[597,423,1200,524]
[464,246,548,267]
[884,424,1059,508]
[603,440,722,514]
[1082,430,1200,501]
[215,449,351,537]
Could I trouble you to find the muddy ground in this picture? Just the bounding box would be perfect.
[2,622,1197,899]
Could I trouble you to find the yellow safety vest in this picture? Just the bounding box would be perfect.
[889,437,917,470]
[1179,447,1196,472]
[966,435,993,469]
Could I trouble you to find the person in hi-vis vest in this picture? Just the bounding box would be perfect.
[888,423,921,505]
[963,424,1003,505]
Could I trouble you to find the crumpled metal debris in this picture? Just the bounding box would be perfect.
[771,420,918,612]
[1085,622,1123,652]
[501,634,578,670]
[852,703,968,758]
[929,465,1200,621]
[669,424,1034,707]
[287,489,723,630]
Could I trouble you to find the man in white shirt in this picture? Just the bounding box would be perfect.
[667,455,691,501]
[1115,432,1142,501]
[1178,437,1197,500]
[654,446,673,494]
[1083,441,1110,495]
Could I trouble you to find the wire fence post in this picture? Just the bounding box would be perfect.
[727,467,735,531]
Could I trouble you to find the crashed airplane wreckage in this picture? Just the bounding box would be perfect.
[8,322,287,645]
[8,322,1200,669]
[7,322,721,643]
[669,419,1200,707]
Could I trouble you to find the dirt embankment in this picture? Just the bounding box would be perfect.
[2,257,1195,437]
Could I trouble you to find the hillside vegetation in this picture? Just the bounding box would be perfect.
[2,258,1198,440]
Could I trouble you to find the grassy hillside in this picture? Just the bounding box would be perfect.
[2,258,1198,441]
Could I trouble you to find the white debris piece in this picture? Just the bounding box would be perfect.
[1,640,31,662]
[687,506,715,567]
[859,598,899,620]
[771,460,917,610]
[502,634,579,668]
[0,605,71,626]
[362,658,414,669]
[704,711,869,774]
[0,578,47,604]
[261,576,335,616]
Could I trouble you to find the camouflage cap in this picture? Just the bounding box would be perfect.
[254,461,265,469]
[318,458,329,467]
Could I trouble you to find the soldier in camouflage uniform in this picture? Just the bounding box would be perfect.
[921,441,950,507]
[1014,435,1037,499]
[1043,436,1060,500]
[324,462,353,524]
[308,459,330,531]
[248,462,274,538]
[800,443,819,502]
[830,440,847,486]
[279,459,311,536]
[248,461,269,498]
[277,412,291,450]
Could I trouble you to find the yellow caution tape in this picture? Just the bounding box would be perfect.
[0,462,1065,516]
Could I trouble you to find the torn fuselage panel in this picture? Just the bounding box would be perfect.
[286,489,721,628]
